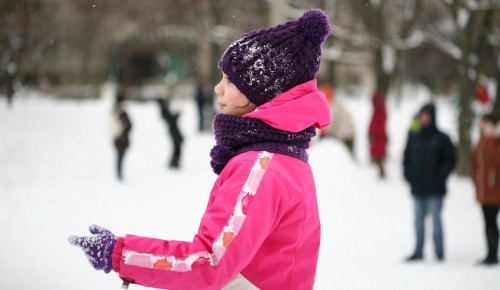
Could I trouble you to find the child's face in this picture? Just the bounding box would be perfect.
[214,74,257,116]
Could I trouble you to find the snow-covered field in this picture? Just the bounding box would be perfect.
[1,84,498,290]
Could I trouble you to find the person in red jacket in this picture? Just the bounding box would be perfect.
[471,113,500,265]
[368,91,388,179]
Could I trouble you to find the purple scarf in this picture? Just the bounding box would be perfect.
[210,113,316,174]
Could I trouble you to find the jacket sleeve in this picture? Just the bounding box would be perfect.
[403,132,412,183]
[471,140,480,187]
[440,134,456,178]
[120,111,132,133]
[114,152,287,290]
[369,110,387,139]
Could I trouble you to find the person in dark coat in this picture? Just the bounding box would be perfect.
[368,91,388,178]
[471,113,500,265]
[156,97,184,169]
[111,90,132,180]
[195,80,208,132]
[403,103,456,262]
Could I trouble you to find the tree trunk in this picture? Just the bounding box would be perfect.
[456,72,475,176]
[374,46,390,93]
[494,70,500,114]
[491,52,500,114]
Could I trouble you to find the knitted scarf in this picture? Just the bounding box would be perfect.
[210,113,316,174]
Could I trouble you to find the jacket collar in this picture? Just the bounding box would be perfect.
[244,79,331,133]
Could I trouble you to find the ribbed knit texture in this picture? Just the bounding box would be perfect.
[210,114,316,174]
[218,9,331,106]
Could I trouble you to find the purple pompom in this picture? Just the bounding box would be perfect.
[299,9,331,44]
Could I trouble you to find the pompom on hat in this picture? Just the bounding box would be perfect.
[218,9,332,106]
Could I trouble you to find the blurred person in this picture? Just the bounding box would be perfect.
[471,113,500,265]
[110,89,132,181]
[319,82,334,104]
[318,82,333,138]
[5,75,15,108]
[403,103,456,262]
[69,9,331,289]
[368,91,387,178]
[156,97,184,169]
[320,84,356,158]
[195,79,208,132]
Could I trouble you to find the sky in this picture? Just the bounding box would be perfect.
[0,84,499,290]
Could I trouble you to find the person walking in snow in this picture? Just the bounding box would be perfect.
[471,113,500,265]
[156,97,184,169]
[69,9,331,289]
[194,79,208,132]
[110,89,132,181]
[368,91,387,178]
[403,103,456,262]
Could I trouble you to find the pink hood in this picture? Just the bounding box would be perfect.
[244,79,331,132]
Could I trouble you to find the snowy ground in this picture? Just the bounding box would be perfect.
[0,84,498,290]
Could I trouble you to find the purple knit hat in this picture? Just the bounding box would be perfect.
[218,9,331,106]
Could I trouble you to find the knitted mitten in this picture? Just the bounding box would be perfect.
[68,224,118,273]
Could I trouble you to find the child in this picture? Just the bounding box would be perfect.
[69,9,331,289]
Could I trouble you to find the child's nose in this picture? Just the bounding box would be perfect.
[214,84,222,96]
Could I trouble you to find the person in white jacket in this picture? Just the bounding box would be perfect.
[320,84,356,158]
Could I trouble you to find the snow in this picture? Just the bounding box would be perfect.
[369,0,381,8]
[457,8,470,29]
[1,84,499,290]
[382,45,395,74]
[423,29,462,60]
[393,31,424,50]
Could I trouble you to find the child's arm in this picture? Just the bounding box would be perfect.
[114,152,286,289]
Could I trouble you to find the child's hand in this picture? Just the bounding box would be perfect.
[68,224,118,273]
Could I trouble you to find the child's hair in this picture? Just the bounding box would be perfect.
[218,9,331,106]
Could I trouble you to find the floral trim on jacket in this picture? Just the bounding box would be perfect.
[121,152,274,271]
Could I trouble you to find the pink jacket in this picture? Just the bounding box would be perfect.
[112,79,331,289]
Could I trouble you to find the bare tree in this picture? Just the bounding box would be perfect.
[421,0,500,176]
[337,0,499,176]
[0,0,33,106]
[479,9,500,114]
[346,0,423,95]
